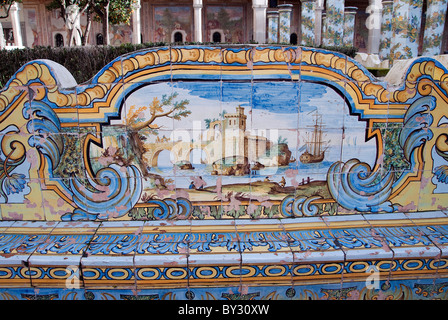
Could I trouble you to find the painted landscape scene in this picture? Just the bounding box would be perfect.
[91,81,378,203]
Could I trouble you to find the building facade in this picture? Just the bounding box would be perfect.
[0,0,447,64]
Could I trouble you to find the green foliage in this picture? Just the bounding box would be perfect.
[46,0,135,25]
[0,0,22,18]
[277,136,288,144]
[0,43,360,89]
[0,43,167,87]
[91,0,136,25]
[317,45,358,58]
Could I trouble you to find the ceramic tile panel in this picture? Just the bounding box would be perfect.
[0,45,448,298]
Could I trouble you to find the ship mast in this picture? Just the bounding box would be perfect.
[311,112,323,156]
[303,112,325,156]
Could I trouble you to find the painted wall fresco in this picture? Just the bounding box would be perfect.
[153,6,193,43]
[1,45,448,299]
[205,6,244,43]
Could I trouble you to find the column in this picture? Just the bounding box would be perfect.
[10,2,23,47]
[267,11,279,43]
[366,0,382,54]
[193,0,203,43]
[325,0,344,46]
[131,0,141,44]
[278,4,293,44]
[390,0,423,60]
[322,11,328,46]
[343,6,357,46]
[301,0,316,46]
[422,0,448,56]
[0,23,5,49]
[314,1,324,46]
[379,0,393,60]
[253,0,268,43]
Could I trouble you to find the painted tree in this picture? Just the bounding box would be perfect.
[126,92,190,176]
[158,8,176,42]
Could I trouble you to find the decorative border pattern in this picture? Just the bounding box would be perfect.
[0,213,447,290]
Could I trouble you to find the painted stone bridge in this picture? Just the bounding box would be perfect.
[144,141,213,167]
[0,45,448,301]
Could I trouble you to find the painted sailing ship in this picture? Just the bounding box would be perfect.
[300,112,328,164]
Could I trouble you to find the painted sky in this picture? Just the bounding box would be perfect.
[121,81,377,166]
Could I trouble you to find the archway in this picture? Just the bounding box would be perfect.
[96,33,104,45]
[152,149,174,168]
[174,31,183,43]
[171,30,187,43]
[290,33,298,45]
[189,148,209,165]
[213,32,222,43]
[55,33,64,47]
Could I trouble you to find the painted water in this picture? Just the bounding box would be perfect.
[147,143,376,189]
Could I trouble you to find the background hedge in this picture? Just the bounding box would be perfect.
[0,43,358,88]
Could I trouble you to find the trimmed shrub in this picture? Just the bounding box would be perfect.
[0,43,359,88]
[0,43,168,87]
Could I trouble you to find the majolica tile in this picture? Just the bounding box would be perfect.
[81,254,136,289]
[0,255,33,288]
[0,45,448,297]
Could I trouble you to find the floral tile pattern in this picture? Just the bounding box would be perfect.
[325,0,344,46]
[390,0,423,60]
[379,1,394,61]
[300,0,316,46]
[422,0,448,56]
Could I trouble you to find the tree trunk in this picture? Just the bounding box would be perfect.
[0,22,4,49]
[127,130,150,177]
[82,11,92,46]
[103,2,110,45]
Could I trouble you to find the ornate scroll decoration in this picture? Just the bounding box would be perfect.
[280,195,323,217]
[399,96,436,164]
[433,110,448,184]
[145,197,192,220]
[21,98,143,221]
[23,101,63,169]
[326,96,437,213]
[327,159,396,213]
[0,126,27,202]
[61,163,143,221]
